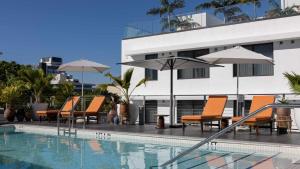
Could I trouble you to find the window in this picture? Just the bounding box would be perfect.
[177,49,210,79]
[145,100,157,124]
[233,43,274,77]
[177,100,204,123]
[145,54,158,81]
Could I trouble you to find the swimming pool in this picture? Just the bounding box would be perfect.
[0,125,299,169]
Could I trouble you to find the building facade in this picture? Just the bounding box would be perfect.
[121,1,300,128]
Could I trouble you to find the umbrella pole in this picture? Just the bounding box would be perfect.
[170,65,174,127]
[236,64,240,117]
[82,69,86,129]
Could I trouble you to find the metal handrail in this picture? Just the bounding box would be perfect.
[160,103,300,168]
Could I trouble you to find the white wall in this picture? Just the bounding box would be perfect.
[121,16,300,125]
[282,0,300,8]
[122,15,300,56]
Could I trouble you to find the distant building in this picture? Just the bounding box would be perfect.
[39,56,95,91]
[39,57,63,75]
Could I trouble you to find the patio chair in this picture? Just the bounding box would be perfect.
[232,95,275,135]
[60,96,105,124]
[36,96,80,122]
[181,95,228,132]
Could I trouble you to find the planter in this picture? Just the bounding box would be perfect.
[32,103,48,121]
[276,107,291,134]
[16,108,25,122]
[129,103,138,125]
[4,108,15,122]
[295,108,300,130]
[107,109,117,124]
[120,103,129,124]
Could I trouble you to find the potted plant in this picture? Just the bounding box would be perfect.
[106,68,147,124]
[276,95,291,134]
[284,72,300,129]
[16,108,25,122]
[0,84,23,122]
[19,68,53,120]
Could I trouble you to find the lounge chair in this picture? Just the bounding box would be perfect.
[36,96,80,122]
[181,96,228,132]
[61,96,105,124]
[232,95,275,135]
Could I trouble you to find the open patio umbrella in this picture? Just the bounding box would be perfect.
[198,46,274,116]
[119,56,221,127]
[58,59,110,99]
[58,59,110,128]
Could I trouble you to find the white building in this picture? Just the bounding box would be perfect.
[121,1,300,128]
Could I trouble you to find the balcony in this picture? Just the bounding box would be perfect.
[124,0,300,39]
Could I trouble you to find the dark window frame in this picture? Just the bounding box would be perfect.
[233,43,274,77]
[145,54,158,81]
[177,49,210,80]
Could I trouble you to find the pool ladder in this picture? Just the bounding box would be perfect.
[56,96,79,137]
[160,103,300,168]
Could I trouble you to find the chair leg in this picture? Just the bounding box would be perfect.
[256,126,259,135]
[270,122,273,135]
[249,126,252,133]
[218,120,221,131]
[234,127,236,135]
[182,123,186,131]
[201,122,204,133]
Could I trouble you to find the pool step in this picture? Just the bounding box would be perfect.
[58,127,77,137]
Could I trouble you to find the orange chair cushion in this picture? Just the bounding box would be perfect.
[249,95,275,119]
[61,96,80,112]
[181,96,227,122]
[36,96,80,117]
[61,96,105,117]
[202,96,228,117]
[86,96,105,113]
[232,116,272,123]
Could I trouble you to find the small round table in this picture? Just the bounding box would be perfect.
[153,114,169,129]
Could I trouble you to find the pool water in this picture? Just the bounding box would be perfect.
[0,130,297,169]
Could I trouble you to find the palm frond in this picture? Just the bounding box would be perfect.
[147,8,161,15]
[284,72,300,94]
[105,73,124,87]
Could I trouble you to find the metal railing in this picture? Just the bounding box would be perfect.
[160,103,300,168]
[123,0,300,39]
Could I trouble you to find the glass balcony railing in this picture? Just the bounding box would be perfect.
[124,0,300,39]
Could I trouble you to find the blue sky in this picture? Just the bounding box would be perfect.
[0,0,199,84]
[0,0,270,84]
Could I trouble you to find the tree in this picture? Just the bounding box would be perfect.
[147,0,185,31]
[52,82,75,108]
[284,72,300,94]
[266,2,299,18]
[0,61,31,85]
[195,0,248,22]
[18,68,53,103]
[105,68,147,105]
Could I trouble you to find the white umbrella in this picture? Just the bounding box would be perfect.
[58,59,110,128]
[198,46,274,115]
[119,56,221,127]
[58,59,110,98]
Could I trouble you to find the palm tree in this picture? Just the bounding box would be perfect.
[266,1,299,18]
[239,0,261,19]
[195,0,248,22]
[106,68,147,105]
[284,72,300,94]
[19,68,53,103]
[106,68,147,124]
[147,0,185,31]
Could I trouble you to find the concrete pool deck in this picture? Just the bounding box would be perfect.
[11,120,300,146]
